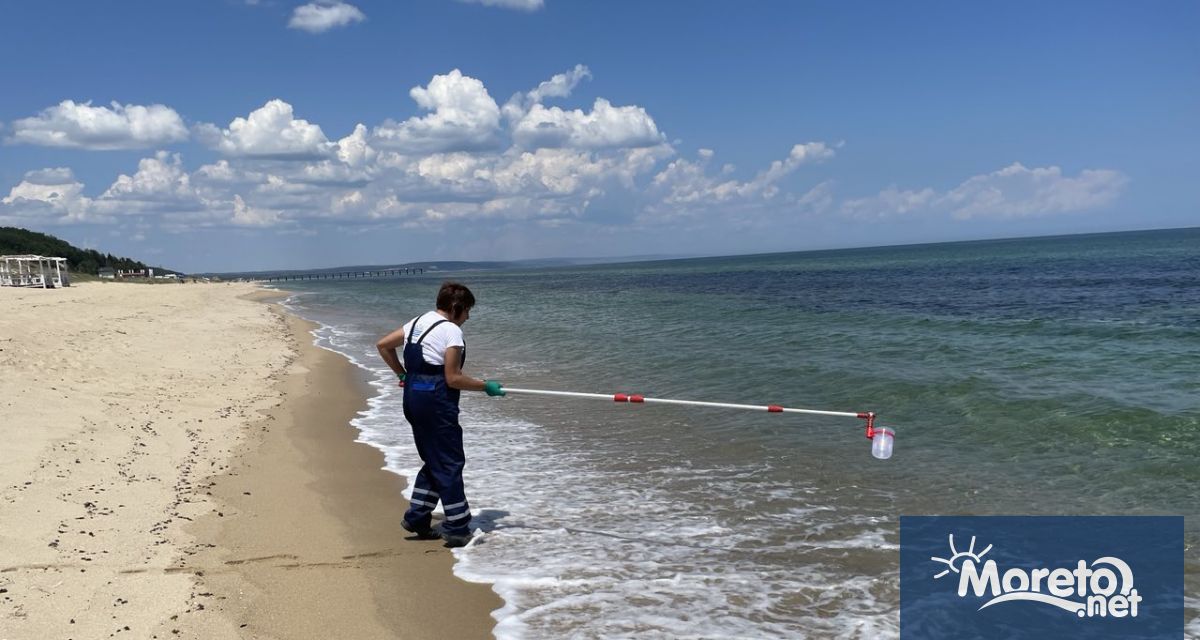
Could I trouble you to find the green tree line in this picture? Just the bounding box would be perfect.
[0,227,176,275]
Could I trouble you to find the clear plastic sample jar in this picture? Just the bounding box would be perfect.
[871,427,895,460]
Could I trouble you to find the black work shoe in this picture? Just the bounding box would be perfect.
[401,519,440,540]
[441,531,473,548]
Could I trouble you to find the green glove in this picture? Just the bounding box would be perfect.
[483,380,506,397]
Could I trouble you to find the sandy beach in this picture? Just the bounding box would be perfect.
[0,282,499,639]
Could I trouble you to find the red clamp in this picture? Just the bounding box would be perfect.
[630,395,645,403]
[858,412,877,439]
[767,405,783,413]
[614,393,629,402]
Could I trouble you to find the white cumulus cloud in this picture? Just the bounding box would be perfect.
[648,142,834,217]
[231,194,282,226]
[491,148,616,196]
[840,186,935,219]
[455,0,543,11]
[527,64,591,103]
[503,64,592,122]
[336,123,376,167]
[19,168,78,185]
[372,69,502,154]
[9,66,1127,240]
[288,1,365,33]
[196,99,334,160]
[1,168,94,223]
[512,98,663,150]
[943,162,1128,219]
[102,152,196,203]
[193,160,243,184]
[7,100,188,150]
[840,162,1128,220]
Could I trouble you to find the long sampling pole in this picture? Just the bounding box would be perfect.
[500,387,896,459]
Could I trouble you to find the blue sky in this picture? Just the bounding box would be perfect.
[1,1,1196,272]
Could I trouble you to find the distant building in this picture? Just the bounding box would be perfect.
[116,268,153,278]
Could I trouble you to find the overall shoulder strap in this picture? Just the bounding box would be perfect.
[416,319,449,346]
[406,315,426,345]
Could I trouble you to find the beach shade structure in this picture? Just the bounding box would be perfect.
[0,255,69,288]
[500,386,896,460]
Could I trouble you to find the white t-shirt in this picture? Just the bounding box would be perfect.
[402,311,465,366]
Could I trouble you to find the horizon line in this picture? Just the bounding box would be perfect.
[207,224,1198,277]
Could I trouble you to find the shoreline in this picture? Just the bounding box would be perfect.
[184,295,502,638]
[0,282,499,639]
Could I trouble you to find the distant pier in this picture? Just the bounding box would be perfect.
[256,267,424,283]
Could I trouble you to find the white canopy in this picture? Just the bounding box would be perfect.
[0,255,69,288]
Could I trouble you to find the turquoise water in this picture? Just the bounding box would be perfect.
[282,228,1199,638]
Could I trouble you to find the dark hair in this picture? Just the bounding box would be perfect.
[436,281,476,318]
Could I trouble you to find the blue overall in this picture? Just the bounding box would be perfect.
[401,315,472,536]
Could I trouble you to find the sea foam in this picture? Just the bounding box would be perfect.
[283,299,902,639]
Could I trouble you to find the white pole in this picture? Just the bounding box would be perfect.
[499,386,898,462]
[502,387,868,419]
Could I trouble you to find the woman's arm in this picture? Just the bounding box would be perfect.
[376,327,407,380]
[443,346,486,391]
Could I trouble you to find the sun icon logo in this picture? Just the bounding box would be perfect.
[931,534,993,580]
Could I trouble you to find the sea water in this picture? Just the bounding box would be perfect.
[279,228,1199,638]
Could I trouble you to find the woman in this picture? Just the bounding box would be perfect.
[376,281,505,547]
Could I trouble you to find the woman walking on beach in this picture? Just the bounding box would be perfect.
[376,282,505,547]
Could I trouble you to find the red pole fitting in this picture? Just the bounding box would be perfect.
[767,405,783,413]
[614,393,629,402]
[862,412,877,439]
[630,394,645,403]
